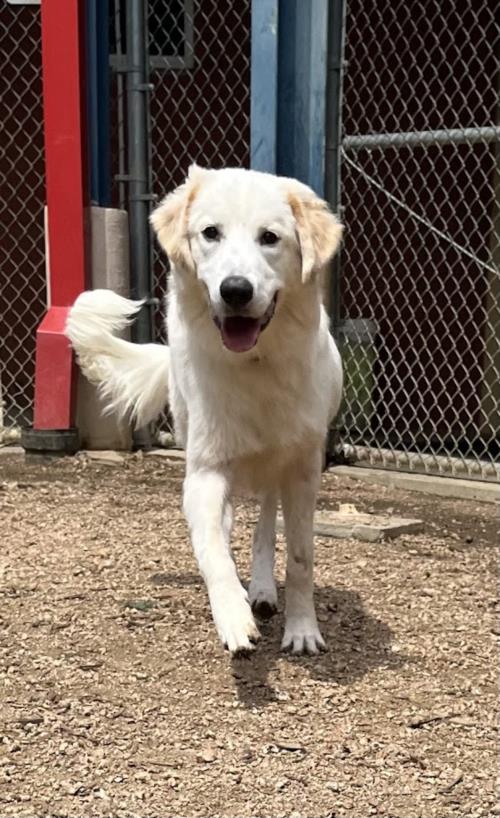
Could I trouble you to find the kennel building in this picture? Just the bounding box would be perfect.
[0,0,498,482]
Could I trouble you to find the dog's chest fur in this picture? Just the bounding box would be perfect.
[168,294,340,474]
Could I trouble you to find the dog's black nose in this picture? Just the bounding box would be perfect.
[220,276,254,309]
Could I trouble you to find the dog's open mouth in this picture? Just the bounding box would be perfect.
[215,294,277,353]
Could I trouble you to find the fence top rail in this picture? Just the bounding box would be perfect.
[343,125,500,152]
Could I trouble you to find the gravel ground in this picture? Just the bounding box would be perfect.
[0,451,498,818]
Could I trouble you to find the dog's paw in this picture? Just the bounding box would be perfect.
[281,617,326,655]
[249,581,278,620]
[210,586,260,657]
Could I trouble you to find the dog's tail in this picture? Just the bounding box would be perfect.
[65,289,169,427]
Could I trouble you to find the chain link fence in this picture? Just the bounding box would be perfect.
[339,0,500,481]
[0,3,46,442]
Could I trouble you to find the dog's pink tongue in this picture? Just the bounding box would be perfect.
[221,317,260,353]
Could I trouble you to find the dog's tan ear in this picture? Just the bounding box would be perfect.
[150,164,206,273]
[287,184,343,283]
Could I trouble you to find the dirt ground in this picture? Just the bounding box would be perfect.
[0,450,498,818]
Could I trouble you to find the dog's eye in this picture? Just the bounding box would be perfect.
[260,230,280,246]
[202,225,220,242]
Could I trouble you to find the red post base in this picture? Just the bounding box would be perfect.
[33,306,76,431]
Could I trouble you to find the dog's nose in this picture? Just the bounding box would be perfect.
[219,276,254,309]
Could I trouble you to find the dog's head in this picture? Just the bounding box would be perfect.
[150,165,342,353]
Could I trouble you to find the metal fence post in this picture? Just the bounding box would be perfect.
[324,0,346,462]
[125,0,153,345]
[86,0,111,207]
[324,0,346,339]
[125,0,154,447]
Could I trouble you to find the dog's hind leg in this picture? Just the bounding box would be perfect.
[183,469,260,656]
[249,491,278,620]
[280,446,326,655]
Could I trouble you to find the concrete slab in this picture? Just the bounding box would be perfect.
[145,448,186,461]
[278,504,423,543]
[0,446,24,458]
[330,466,499,504]
[314,509,423,542]
[83,450,125,466]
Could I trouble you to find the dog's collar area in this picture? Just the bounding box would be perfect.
[214,293,278,353]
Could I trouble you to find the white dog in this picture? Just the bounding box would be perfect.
[66,166,343,656]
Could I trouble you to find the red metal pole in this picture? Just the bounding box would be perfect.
[32,0,88,435]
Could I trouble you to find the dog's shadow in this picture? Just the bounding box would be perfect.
[152,573,402,709]
[231,585,402,709]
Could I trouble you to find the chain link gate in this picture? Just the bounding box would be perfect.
[0,3,46,442]
[339,0,500,481]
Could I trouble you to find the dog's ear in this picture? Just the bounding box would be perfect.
[286,183,343,283]
[150,164,206,273]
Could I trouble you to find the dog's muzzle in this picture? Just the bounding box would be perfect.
[214,293,278,353]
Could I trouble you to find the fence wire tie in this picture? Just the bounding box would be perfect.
[341,149,500,280]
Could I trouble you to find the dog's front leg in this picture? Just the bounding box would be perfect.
[281,448,325,655]
[183,469,260,656]
[249,491,278,619]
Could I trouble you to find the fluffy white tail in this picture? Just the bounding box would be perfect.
[65,289,169,428]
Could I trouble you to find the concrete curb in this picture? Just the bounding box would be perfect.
[330,465,499,504]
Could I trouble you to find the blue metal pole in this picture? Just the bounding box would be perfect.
[250,0,279,173]
[276,0,328,195]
